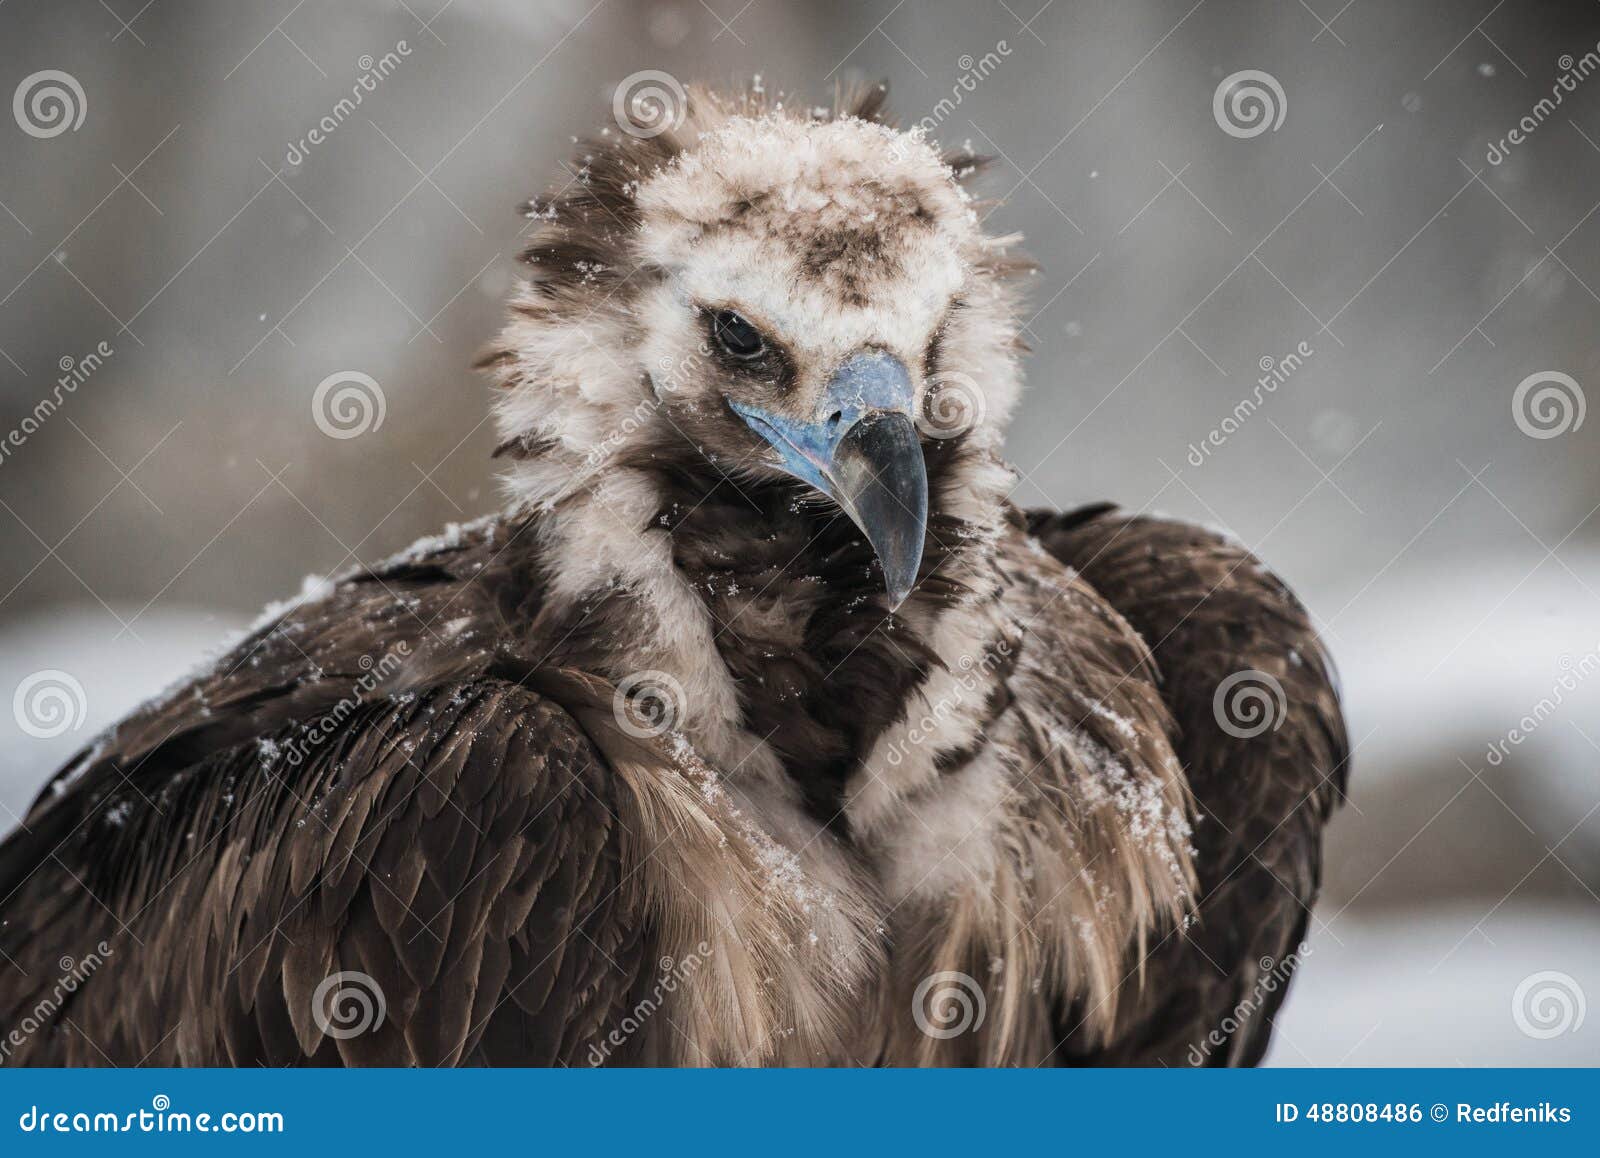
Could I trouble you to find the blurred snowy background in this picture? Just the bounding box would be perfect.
[1,0,1598,1065]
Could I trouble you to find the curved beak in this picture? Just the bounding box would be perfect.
[729,352,928,609]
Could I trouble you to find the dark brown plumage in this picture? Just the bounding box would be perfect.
[0,82,1347,1067]
[1029,507,1347,1064]
[0,499,1344,1065]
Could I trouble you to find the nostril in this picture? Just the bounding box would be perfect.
[825,410,844,429]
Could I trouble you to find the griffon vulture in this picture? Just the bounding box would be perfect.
[0,84,1346,1067]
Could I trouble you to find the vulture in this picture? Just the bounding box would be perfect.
[0,84,1346,1067]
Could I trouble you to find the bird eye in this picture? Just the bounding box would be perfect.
[713,310,765,359]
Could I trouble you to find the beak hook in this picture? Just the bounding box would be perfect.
[729,352,929,608]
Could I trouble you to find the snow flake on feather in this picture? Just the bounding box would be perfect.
[249,572,337,634]
[379,512,501,569]
[47,734,111,798]
[111,566,340,745]
[1023,535,1052,560]
[1072,691,1138,742]
[1052,721,1194,872]
[666,730,845,946]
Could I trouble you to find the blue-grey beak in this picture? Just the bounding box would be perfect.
[729,351,928,609]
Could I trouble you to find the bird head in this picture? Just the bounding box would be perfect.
[485,83,1031,609]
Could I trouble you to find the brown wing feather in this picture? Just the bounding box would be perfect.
[0,515,654,1067]
[1027,504,1348,1066]
[0,675,646,1066]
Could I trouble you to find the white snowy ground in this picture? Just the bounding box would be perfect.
[2,560,1596,1064]
[1268,543,1600,1066]
[0,605,249,828]
[1268,903,1599,1066]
